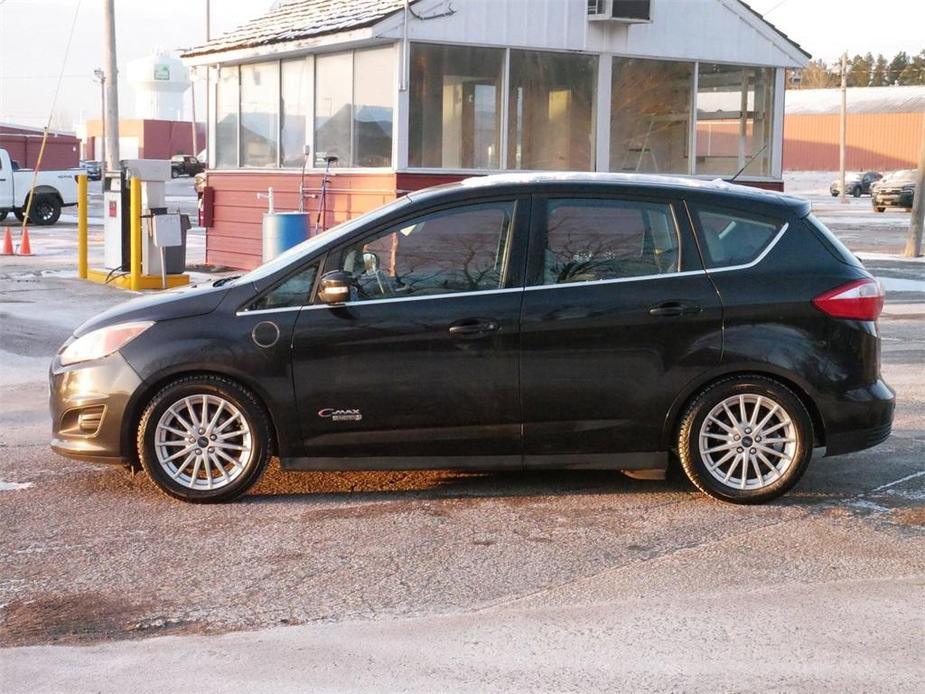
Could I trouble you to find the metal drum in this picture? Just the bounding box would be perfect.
[262,212,309,262]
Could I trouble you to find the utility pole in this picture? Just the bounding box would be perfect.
[904,118,925,257]
[190,67,198,156]
[93,68,106,172]
[839,52,848,205]
[103,0,120,171]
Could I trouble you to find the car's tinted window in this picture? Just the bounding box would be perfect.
[333,201,515,302]
[691,206,783,269]
[247,263,319,311]
[537,198,679,286]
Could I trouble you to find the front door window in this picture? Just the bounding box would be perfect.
[330,201,517,302]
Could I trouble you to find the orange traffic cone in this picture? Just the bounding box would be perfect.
[17,227,33,256]
[1,226,13,255]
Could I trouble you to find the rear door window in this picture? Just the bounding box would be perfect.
[534,198,680,286]
[690,206,784,269]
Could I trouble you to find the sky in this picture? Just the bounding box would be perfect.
[1,0,923,132]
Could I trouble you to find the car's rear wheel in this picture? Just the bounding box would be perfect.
[678,377,813,504]
[30,196,61,225]
[875,207,885,213]
[852,186,861,198]
[137,375,272,503]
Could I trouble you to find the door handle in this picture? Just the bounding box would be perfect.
[448,319,500,336]
[648,302,701,317]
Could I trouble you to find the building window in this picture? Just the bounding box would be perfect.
[507,50,596,171]
[695,64,774,177]
[215,66,239,168]
[240,62,279,167]
[280,56,312,168]
[611,58,693,174]
[314,47,395,168]
[314,52,353,166]
[353,46,394,168]
[408,43,505,169]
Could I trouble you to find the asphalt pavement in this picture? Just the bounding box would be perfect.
[0,180,922,692]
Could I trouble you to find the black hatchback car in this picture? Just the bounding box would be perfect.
[50,174,894,504]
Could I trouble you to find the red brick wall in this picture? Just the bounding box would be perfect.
[0,127,80,169]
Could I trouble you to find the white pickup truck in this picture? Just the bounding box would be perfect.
[0,148,79,226]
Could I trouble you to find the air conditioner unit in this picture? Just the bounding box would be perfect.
[587,0,651,22]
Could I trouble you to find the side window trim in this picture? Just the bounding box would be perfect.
[525,192,687,288]
[310,195,529,306]
[700,222,789,274]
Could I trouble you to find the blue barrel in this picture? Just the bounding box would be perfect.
[262,212,310,262]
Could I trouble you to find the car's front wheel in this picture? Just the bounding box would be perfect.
[137,375,273,503]
[678,377,813,504]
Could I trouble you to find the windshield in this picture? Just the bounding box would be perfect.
[883,170,915,183]
[231,195,413,286]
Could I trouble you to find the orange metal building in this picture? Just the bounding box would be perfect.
[782,86,925,171]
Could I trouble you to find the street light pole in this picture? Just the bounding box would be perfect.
[93,68,106,172]
[904,118,925,257]
[839,52,848,205]
[103,0,120,170]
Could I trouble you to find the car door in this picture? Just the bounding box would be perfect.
[289,196,529,467]
[519,191,723,464]
[0,154,13,210]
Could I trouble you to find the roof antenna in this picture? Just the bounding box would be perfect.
[728,142,769,183]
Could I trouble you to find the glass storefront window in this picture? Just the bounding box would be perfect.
[409,44,504,169]
[240,62,279,167]
[507,50,596,171]
[280,56,312,168]
[611,58,693,174]
[696,64,774,177]
[215,66,239,168]
[315,52,353,167]
[353,47,394,168]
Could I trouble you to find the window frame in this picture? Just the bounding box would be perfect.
[524,190,708,289]
[686,202,788,271]
[311,194,532,306]
[239,258,325,314]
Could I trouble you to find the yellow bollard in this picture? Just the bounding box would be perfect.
[77,174,88,279]
[130,177,142,291]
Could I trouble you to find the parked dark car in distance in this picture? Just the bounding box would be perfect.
[170,155,206,178]
[872,169,916,212]
[49,173,894,505]
[80,160,102,181]
[830,171,882,198]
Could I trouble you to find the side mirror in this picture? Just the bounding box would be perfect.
[318,270,353,305]
[362,251,380,273]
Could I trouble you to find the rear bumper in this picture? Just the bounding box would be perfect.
[822,379,895,457]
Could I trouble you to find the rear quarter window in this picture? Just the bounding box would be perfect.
[690,206,784,269]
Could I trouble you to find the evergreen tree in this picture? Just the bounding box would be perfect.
[871,54,888,87]
[887,51,909,85]
[898,50,925,85]
[848,54,872,87]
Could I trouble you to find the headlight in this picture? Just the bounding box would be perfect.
[59,321,154,366]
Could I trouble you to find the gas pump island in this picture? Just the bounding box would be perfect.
[86,160,190,290]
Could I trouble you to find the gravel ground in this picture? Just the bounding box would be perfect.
[0,176,922,692]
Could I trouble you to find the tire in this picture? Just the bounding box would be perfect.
[830,190,839,197]
[677,376,814,504]
[875,207,885,213]
[30,196,61,226]
[13,208,25,222]
[137,375,273,503]
[171,168,179,178]
[0,210,7,222]
[852,186,861,198]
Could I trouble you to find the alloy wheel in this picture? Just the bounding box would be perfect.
[154,394,253,490]
[698,394,797,491]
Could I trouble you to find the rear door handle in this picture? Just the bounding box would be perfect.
[448,319,500,336]
[649,302,701,317]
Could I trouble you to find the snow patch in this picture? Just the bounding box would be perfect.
[0,481,34,492]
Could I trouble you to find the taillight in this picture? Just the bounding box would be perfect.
[812,278,885,321]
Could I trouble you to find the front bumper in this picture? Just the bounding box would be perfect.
[49,352,143,463]
[822,379,895,457]
[873,190,914,209]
